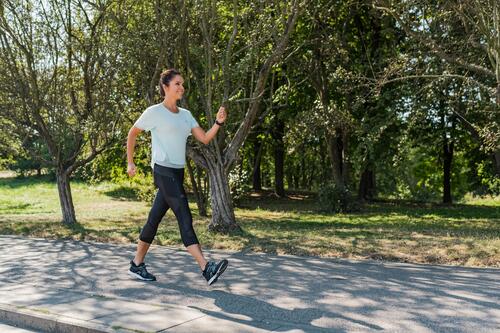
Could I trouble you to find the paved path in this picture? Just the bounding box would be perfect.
[0,323,39,333]
[0,235,498,332]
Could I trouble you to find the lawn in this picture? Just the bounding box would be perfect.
[1,173,499,267]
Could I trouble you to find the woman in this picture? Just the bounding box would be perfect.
[126,68,228,285]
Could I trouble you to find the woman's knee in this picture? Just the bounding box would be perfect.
[181,229,199,247]
[178,216,199,247]
[139,224,156,244]
[148,210,164,225]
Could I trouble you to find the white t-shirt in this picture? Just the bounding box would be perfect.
[134,103,199,169]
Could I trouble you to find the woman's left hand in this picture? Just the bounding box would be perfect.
[216,106,227,124]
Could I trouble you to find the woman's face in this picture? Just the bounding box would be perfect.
[164,75,185,100]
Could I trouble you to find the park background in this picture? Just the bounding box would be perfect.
[0,0,498,267]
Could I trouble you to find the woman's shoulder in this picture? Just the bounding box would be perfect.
[178,107,194,117]
[146,103,163,112]
[142,103,163,116]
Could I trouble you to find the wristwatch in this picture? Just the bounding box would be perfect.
[215,119,224,126]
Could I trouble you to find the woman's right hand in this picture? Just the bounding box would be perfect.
[127,162,137,177]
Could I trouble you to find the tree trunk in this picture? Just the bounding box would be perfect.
[320,141,327,183]
[56,168,76,225]
[358,168,375,201]
[497,82,500,107]
[252,138,262,191]
[272,118,285,197]
[443,139,454,204]
[206,160,239,233]
[440,103,455,204]
[326,132,345,190]
[274,146,285,196]
[308,153,317,191]
[300,153,306,189]
[342,130,351,186]
[494,150,500,176]
[186,160,207,217]
[495,82,500,175]
[285,165,293,190]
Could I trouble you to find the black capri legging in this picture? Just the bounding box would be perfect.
[139,164,199,247]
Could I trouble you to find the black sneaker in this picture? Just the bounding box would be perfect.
[128,260,156,281]
[202,259,228,285]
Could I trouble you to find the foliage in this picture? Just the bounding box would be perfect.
[125,173,156,203]
[318,182,358,213]
[6,134,50,177]
[228,162,252,205]
[0,0,498,217]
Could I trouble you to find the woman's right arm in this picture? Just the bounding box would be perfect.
[127,126,143,177]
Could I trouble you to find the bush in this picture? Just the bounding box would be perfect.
[228,163,252,206]
[318,183,357,213]
[100,167,156,203]
[475,161,500,195]
[127,173,156,202]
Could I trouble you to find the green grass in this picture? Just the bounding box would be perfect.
[0,174,499,267]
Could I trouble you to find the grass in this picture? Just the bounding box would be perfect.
[0,173,499,267]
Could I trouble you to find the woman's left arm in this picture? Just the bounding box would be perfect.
[192,106,227,145]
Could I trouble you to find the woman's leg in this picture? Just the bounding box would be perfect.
[186,244,207,271]
[155,169,207,270]
[134,188,169,264]
[154,165,228,285]
[168,189,228,285]
[133,240,151,266]
[169,194,207,270]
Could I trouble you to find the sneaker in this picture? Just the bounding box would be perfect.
[202,259,228,285]
[128,260,156,281]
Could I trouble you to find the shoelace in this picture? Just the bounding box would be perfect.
[208,262,217,275]
[139,264,149,276]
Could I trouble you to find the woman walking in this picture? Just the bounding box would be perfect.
[127,68,228,285]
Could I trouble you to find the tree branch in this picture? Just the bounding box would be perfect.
[223,0,301,172]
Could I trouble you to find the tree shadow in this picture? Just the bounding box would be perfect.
[362,199,500,220]
[0,175,54,189]
[236,190,319,213]
[1,236,498,332]
[101,186,141,201]
[236,193,499,227]
[188,290,382,332]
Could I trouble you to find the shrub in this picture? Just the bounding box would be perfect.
[228,163,251,206]
[127,172,156,202]
[318,182,357,213]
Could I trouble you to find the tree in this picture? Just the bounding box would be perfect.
[302,0,353,191]
[375,0,500,175]
[293,0,402,204]
[0,0,123,224]
[108,0,301,231]
[182,0,302,231]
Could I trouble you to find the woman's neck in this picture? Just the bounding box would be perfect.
[162,98,178,113]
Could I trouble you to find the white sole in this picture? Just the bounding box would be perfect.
[128,270,155,281]
[208,261,228,285]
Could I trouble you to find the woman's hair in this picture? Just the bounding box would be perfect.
[159,68,181,98]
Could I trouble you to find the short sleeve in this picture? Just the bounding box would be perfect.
[134,108,155,131]
[188,111,199,129]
